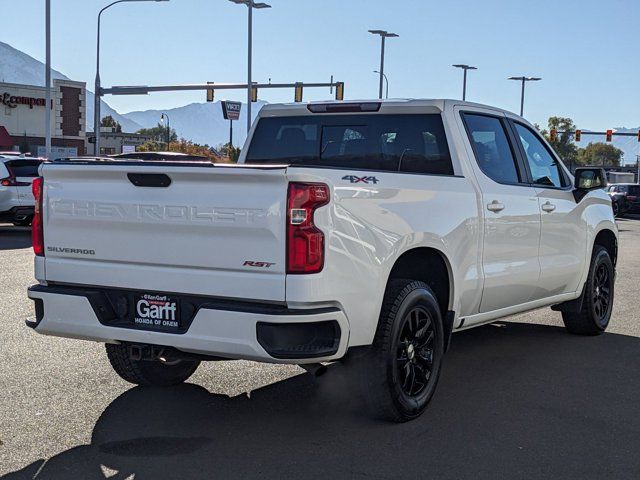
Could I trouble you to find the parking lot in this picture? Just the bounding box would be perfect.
[1,220,639,479]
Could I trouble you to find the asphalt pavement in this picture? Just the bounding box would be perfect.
[1,220,639,479]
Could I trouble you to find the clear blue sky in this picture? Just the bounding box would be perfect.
[4,0,640,130]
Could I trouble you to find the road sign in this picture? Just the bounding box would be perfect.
[221,101,242,121]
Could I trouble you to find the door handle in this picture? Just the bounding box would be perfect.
[487,200,505,213]
[541,201,556,213]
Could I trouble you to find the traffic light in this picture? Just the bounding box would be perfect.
[550,129,557,142]
[335,82,344,101]
[206,81,214,102]
[575,129,581,142]
[606,129,613,142]
[251,86,258,102]
[294,82,303,103]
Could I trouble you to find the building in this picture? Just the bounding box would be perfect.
[85,128,153,156]
[0,79,86,159]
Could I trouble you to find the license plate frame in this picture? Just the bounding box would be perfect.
[131,292,181,332]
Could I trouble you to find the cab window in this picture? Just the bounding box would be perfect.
[462,113,521,184]
[514,123,568,188]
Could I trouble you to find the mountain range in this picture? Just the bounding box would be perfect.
[1,40,638,160]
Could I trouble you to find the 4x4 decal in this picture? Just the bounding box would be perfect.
[342,175,379,184]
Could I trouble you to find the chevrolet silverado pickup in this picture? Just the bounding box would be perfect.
[27,99,617,422]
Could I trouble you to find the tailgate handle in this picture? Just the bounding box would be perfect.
[127,173,171,188]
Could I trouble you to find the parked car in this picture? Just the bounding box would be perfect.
[26,99,617,422]
[606,184,630,217]
[0,156,43,226]
[607,183,640,215]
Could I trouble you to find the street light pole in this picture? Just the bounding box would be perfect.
[94,0,169,156]
[45,0,51,159]
[373,70,389,99]
[452,64,477,101]
[508,76,541,116]
[229,0,271,134]
[160,113,170,150]
[368,30,398,100]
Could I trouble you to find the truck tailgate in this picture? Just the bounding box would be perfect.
[41,163,288,302]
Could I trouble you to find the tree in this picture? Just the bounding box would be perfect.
[217,142,241,163]
[577,143,623,167]
[136,123,177,145]
[100,115,122,133]
[541,117,579,167]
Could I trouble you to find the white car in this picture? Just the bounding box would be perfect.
[26,99,617,422]
[0,156,42,226]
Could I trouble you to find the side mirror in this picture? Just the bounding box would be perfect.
[573,167,607,202]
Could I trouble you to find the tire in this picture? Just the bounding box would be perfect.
[359,279,445,422]
[562,246,614,336]
[105,343,200,386]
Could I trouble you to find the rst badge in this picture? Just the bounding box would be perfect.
[243,261,276,268]
[342,175,379,184]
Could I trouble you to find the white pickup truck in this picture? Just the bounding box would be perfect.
[27,99,617,422]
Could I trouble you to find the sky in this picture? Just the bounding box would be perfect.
[2,0,640,130]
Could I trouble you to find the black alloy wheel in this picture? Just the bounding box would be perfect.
[396,307,436,397]
[592,263,612,324]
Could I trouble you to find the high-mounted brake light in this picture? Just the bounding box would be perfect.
[307,102,381,114]
[32,176,44,256]
[287,182,329,274]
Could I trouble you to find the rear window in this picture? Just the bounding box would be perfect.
[245,114,454,175]
[6,160,42,177]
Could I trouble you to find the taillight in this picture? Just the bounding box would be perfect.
[287,182,329,274]
[32,177,44,256]
[1,177,15,186]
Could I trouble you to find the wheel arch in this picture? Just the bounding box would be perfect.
[383,247,456,350]
[593,227,618,267]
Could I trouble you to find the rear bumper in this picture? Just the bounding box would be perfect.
[27,285,349,364]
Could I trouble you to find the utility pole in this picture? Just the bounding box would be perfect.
[452,64,477,101]
[45,0,51,158]
[229,0,271,134]
[508,76,542,116]
[369,30,399,100]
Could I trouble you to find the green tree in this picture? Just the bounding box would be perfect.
[100,115,122,133]
[577,143,623,167]
[540,117,579,167]
[136,123,178,145]
[217,142,241,162]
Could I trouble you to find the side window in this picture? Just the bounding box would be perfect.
[514,123,567,188]
[463,113,521,184]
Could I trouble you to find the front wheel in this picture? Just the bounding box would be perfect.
[359,280,444,422]
[106,343,200,386]
[562,246,614,335]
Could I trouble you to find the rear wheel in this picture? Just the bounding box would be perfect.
[359,280,444,422]
[106,343,200,386]
[562,246,614,335]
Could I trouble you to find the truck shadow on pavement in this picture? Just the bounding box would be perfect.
[4,322,640,480]
[0,227,31,251]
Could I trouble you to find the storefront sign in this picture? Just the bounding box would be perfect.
[221,101,242,121]
[1,92,47,109]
